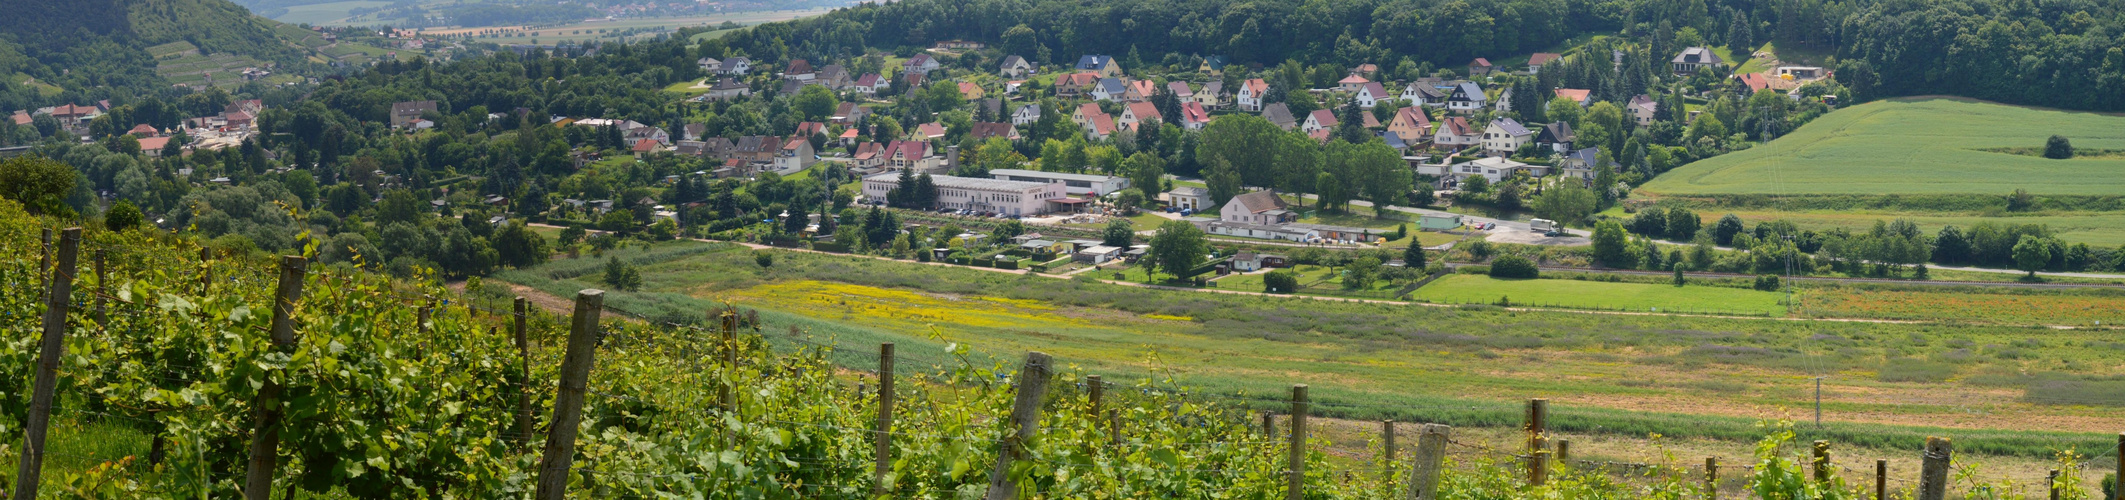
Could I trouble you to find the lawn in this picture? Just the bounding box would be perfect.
[487,241,2125,464]
[1642,97,2125,197]
[1408,274,1788,316]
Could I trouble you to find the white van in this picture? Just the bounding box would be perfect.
[1529,219,1556,233]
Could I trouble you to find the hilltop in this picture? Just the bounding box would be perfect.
[0,0,386,96]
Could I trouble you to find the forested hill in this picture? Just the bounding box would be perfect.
[724,0,2125,111]
[0,0,306,105]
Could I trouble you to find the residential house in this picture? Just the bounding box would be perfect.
[718,57,751,75]
[1198,55,1227,77]
[1120,101,1161,128]
[1735,72,1773,93]
[1553,88,1592,107]
[1178,101,1212,130]
[1220,190,1295,225]
[1355,82,1391,108]
[1196,81,1224,108]
[1167,81,1194,102]
[1451,156,1545,183]
[1527,53,1563,73]
[1432,116,1479,150]
[128,124,160,137]
[137,136,173,157]
[883,140,943,173]
[1127,79,1157,102]
[1444,83,1487,114]
[1671,47,1723,75]
[1091,78,1129,101]
[903,54,941,75]
[1403,83,1446,107]
[1261,103,1298,130]
[999,55,1032,78]
[1075,55,1121,77]
[903,72,926,89]
[675,140,709,157]
[838,128,861,147]
[816,65,849,88]
[700,137,735,159]
[1082,109,1116,141]
[703,79,752,101]
[784,59,815,80]
[913,122,947,140]
[851,73,887,95]
[958,81,985,100]
[697,57,721,72]
[733,136,784,164]
[1301,109,1337,134]
[831,102,869,125]
[1495,86,1514,113]
[1072,103,1103,125]
[1230,252,1289,272]
[391,101,438,129]
[969,122,1019,141]
[1388,107,1433,144]
[1627,94,1660,127]
[1481,117,1535,157]
[1535,121,1576,152]
[794,121,828,139]
[1055,72,1102,98]
[1469,58,1494,76]
[1337,74,1370,92]
[631,139,663,159]
[683,123,707,141]
[777,80,810,96]
[1555,147,1607,180]
[772,139,816,174]
[1237,79,1270,112]
[1011,104,1042,126]
[1167,186,1210,211]
[1352,63,1380,78]
[850,142,887,171]
[934,40,985,50]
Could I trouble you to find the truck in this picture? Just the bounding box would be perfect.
[1529,218,1556,233]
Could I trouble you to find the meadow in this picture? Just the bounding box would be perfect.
[487,240,2125,465]
[266,0,391,26]
[1642,97,2125,197]
[1408,274,1788,316]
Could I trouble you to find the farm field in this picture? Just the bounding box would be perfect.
[1717,208,2125,247]
[267,0,391,26]
[1799,286,2125,326]
[1641,97,2125,197]
[487,240,2125,467]
[462,10,832,45]
[1408,274,1788,316]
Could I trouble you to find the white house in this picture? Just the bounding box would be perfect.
[1627,94,1660,127]
[903,54,941,75]
[1481,118,1535,157]
[1403,83,1445,107]
[1011,104,1042,126]
[1220,190,1295,225]
[1301,109,1337,134]
[1671,47,1723,75]
[999,55,1033,78]
[1092,78,1129,101]
[1178,101,1212,130]
[1237,79,1269,112]
[1432,116,1479,150]
[1451,156,1546,183]
[864,173,1067,216]
[1355,82,1390,108]
[1445,82,1486,114]
[1167,186,1210,211]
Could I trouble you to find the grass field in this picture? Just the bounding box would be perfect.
[473,10,832,45]
[488,241,2125,467]
[268,0,392,26]
[1408,274,1788,316]
[1642,97,2125,197]
[1717,208,2125,247]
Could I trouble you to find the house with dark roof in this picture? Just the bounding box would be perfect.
[1445,83,1487,114]
[1301,109,1337,134]
[391,101,437,129]
[1355,81,1391,108]
[1536,121,1576,152]
[1198,55,1228,76]
[831,102,869,125]
[1557,147,1610,180]
[1260,103,1297,130]
[970,122,1019,141]
[1075,55,1120,77]
[999,55,1032,78]
[903,54,940,75]
[1671,47,1723,75]
[784,59,815,80]
[816,65,849,88]
[1011,104,1042,126]
[1481,117,1534,156]
[1403,83,1446,107]
[1092,78,1129,101]
[851,73,887,95]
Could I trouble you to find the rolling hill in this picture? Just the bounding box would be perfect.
[0,0,346,96]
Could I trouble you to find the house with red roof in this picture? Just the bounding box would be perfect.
[1527,53,1563,72]
[1178,101,1212,130]
[1469,58,1494,76]
[1120,101,1162,128]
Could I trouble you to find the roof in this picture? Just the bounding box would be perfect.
[853,142,884,160]
[1629,94,1660,113]
[1471,58,1492,67]
[905,53,934,66]
[632,139,659,152]
[1404,84,1445,99]
[1001,55,1027,67]
[1201,55,1227,70]
[1528,53,1563,67]
[958,81,982,96]
[1554,88,1592,102]
[1228,190,1289,214]
[990,169,1118,183]
[1171,186,1209,197]
[1737,72,1772,92]
[1362,113,1380,128]
[137,136,171,151]
[1307,109,1337,128]
[1361,82,1388,99]
[1451,82,1484,101]
[1180,101,1211,124]
[1059,72,1101,87]
[840,128,860,138]
[1079,245,1123,254]
[1393,106,1431,131]
[1130,80,1156,97]
[128,124,158,136]
[1243,78,1269,95]
[1489,117,1532,136]
[1673,47,1723,65]
[1126,101,1161,122]
[970,122,1016,140]
[1089,112,1116,135]
[865,172,1053,192]
[1261,103,1296,129]
[795,121,827,137]
[1539,121,1576,143]
[1096,78,1128,95]
[1075,55,1113,70]
[1564,147,1600,165]
[856,73,883,86]
[1338,74,1369,84]
[1439,116,1474,136]
[392,101,437,115]
[786,59,813,74]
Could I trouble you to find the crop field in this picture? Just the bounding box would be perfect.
[1799,286,2125,326]
[1408,274,1788,316]
[268,0,392,26]
[1642,98,2125,197]
[468,10,832,45]
[488,240,2125,468]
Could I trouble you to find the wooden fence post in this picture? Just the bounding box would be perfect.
[1557,439,1570,463]
[1107,409,1120,446]
[241,256,308,500]
[984,351,1053,500]
[417,296,433,334]
[1917,437,1951,500]
[1705,457,1718,500]
[535,289,605,500]
[1527,399,1549,486]
[2114,433,2124,500]
[93,249,106,325]
[719,312,737,412]
[1874,459,1886,500]
[37,228,49,297]
[199,246,212,296]
[1263,413,1276,439]
[1404,423,1449,500]
[10,227,77,500]
[1812,440,1831,483]
[1087,375,1103,418]
[513,297,533,449]
[1287,384,1309,500]
[1383,420,1397,475]
[2048,469,2060,500]
[872,343,894,497]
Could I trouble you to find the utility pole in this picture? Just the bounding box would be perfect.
[1814,376,1824,429]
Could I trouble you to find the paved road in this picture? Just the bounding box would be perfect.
[1492,264,2125,290]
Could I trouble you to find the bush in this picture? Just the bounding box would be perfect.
[1262,269,1298,293]
[754,251,774,267]
[1753,274,1780,291]
[1489,256,1539,279]
[2045,135,2074,159]
[1457,265,1491,275]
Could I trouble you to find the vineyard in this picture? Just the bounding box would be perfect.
[0,198,2112,498]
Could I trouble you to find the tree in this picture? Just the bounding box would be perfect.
[1403,241,1426,269]
[1126,152,1165,196]
[0,156,78,216]
[602,256,643,291]
[1494,182,1523,211]
[2044,135,2074,159]
[1531,181,1598,225]
[1262,269,1298,293]
[376,189,426,226]
[755,251,775,267]
[492,222,551,268]
[784,203,810,233]
[1546,96,1583,126]
[1665,207,1700,240]
[1203,157,1243,207]
[1147,220,1207,280]
[1343,257,1381,289]
[1115,189,1145,212]
[105,199,143,232]
[1490,255,1539,279]
[1591,220,1634,268]
[2007,188,2035,211]
[1713,214,1745,246]
[1932,225,1970,265]
[1102,218,1135,247]
[2013,235,2051,278]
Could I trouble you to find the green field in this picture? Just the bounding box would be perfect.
[1408,274,1788,316]
[1643,98,2125,196]
[269,0,392,26]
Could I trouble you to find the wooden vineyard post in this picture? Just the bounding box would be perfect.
[984,352,1053,500]
[2048,469,2060,500]
[1557,439,1570,463]
[1263,413,1276,439]
[242,256,309,500]
[1874,459,1886,500]
[1107,409,1120,446]
[1917,437,1951,500]
[38,228,49,298]
[872,343,894,497]
[1287,384,1309,500]
[1704,457,1718,500]
[1404,423,1449,500]
[1383,420,1397,478]
[417,296,433,334]
[1086,375,1103,418]
[718,312,737,412]
[513,297,533,449]
[10,228,77,500]
[1812,440,1831,483]
[93,249,106,325]
[535,290,604,500]
[2115,433,2124,500]
[199,246,212,295]
[1526,399,1549,486]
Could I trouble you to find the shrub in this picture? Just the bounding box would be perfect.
[1457,265,1490,275]
[1753,274,1780,291]
[1262,269,1298,293]
[2045,135,2073,159]
[754,251,774,267]
[1489,256,1539,279]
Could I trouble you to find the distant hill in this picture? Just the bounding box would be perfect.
[0,0,319,101]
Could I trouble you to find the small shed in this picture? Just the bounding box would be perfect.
[1076,245,1123,265]
[1419,214,1464,231]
